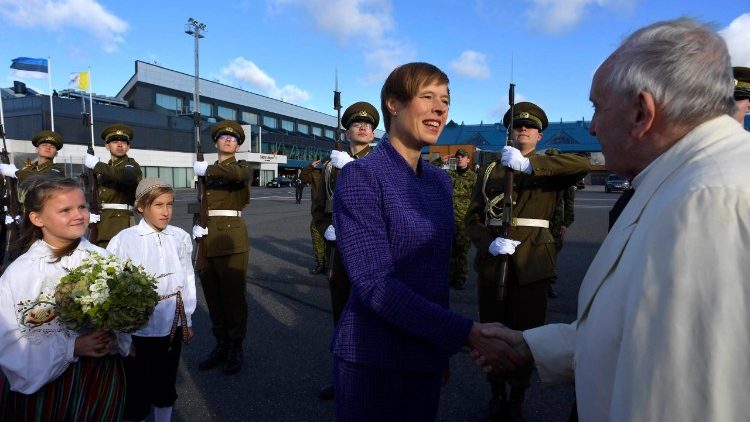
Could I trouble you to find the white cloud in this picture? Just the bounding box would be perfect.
[451,50,490,79]
[490,93,529,122]
[0,0,127,52]
[269,0,393,45]
[524,0,635,34]
[720,13,750,67]
[221,57,311,104]
[362,40,416,85]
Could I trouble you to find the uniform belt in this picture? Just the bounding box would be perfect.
[208,210,242,217]
[101,203,134,211]
[487,217,550,228]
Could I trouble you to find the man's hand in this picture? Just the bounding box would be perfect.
[311,159,322,168]
[83,153,100,170]
[192,225,208,239]
[469,323,533,374]
[330,150,354,169]
[193,161,208,177]
[0,163,18,178]
[324,225,336,241]
[501,146,532,173]
[489,237,521,256]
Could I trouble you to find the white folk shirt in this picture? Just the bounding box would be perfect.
[107,219,196,337]
[0,239,131,394]
[523,116,750,421]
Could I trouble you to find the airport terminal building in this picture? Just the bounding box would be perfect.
[0,60,382,187]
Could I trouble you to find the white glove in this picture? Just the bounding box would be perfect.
[83,153,100,170]
[330,150,355,169]
[324,225,336,241]
[4,215,13,225]
[0,163,18,178]
[193,161,208,177]
[88,213,101,224]
[501,146,532,174]
[488,237,521,256]
[192,225,208,239]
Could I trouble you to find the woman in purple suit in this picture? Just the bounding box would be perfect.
[331,62,502,420]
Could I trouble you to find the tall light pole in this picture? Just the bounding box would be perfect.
[185,17,206,150]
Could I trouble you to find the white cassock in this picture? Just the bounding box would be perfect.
[524,115,750,421]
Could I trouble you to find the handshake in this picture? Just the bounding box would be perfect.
[467,322,533,374]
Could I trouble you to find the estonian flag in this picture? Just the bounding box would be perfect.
[10,57,49,79]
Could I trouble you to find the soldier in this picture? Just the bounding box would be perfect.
[82,124,142,248]
[465,102,590,420]
[733,66,750,126]
[294,168,305,204]
[447,148,476,290]
[192,120,251,376]
[0,130,66,205]
[311,101,378,400]
[299,159,326,274]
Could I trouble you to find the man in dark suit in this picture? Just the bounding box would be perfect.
[465,102,590,420]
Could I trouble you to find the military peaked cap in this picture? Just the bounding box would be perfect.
[101,124,134,144]
[734,67,750,100]
[342,101,379,130]
[212,120,246,145]
[454,149,469,158]
[31,130,63,149]
[503,101,548,132]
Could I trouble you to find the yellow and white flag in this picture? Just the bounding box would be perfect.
[67,71,90,91]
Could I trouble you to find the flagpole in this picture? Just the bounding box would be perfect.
[48,56,54,131]
[88,67,94,145]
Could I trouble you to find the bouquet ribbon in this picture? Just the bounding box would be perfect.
[160,291,187,346]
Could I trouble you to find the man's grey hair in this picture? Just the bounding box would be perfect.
[601,17,735,126]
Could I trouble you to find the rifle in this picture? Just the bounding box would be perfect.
[496,82,516,302]
[86,142,100,243]
[327,73,342,280]
[193,110,209,270]
[0,122,19,264]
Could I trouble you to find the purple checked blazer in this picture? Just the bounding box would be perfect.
[332,140,473,373]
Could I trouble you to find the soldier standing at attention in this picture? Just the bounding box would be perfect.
[0,130,66,206]
[465,102,590,420]
[447,148,476,290]
[300,159,326,275]
[83,124,142,248]
[192,121,251,376]
[311,101,378,400]
[546,149,576,299]
[733,67,750,126]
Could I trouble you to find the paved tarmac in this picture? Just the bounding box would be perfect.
[162,184,620,422]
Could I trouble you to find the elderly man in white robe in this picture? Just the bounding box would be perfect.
[473,17,750,421]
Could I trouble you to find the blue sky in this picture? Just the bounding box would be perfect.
[1,0,748,129]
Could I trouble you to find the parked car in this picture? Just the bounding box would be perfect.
[266,176,293,188]
[605,174,630,193]
[575,178,585,190]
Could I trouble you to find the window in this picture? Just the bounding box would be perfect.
[241,111,258,125]
[263,115,277,128]
[324,129,335,140]
[281,120,294,132]
[217,105,236,120]
[297,123,309,134]
[155,93,183,112]
[188,100,212,116]
[312,126,322,137]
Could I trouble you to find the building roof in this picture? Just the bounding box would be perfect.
[435,119,603,153]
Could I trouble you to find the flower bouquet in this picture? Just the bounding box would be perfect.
[53,252,160,333]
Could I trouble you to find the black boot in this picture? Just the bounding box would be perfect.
[198,341,229,371]
[223,342,243,375]
[309,262,326,275]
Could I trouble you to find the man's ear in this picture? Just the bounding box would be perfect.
[632,91,656,139]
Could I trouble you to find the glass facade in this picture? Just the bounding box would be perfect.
[281,119,294,132]
[297,123,308,134]
[261,142,330,162]
[156,93,183,112]
[218,105,237,120]
[324,129,335,140]
[188,100,212,116]
[242,111,258,125]
[312,126,322,136]
[143,166,194,188]
[263,115,278,128]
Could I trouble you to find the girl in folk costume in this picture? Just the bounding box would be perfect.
[107,178,195,422]
[0,177,130,420]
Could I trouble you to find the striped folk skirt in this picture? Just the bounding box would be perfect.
[0,354,125,421]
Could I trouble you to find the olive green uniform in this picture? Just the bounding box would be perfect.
[300,164,326,269]
[311,146,371,325]
[551,185,575,252]
[465,151,589,397]
[447,167,476,288]
[199,157,252,343]
[93,155,142,248]
[16,161,66,206]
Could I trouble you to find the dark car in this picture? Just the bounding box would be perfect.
[605,174,630,193]
[266,176,293,188]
